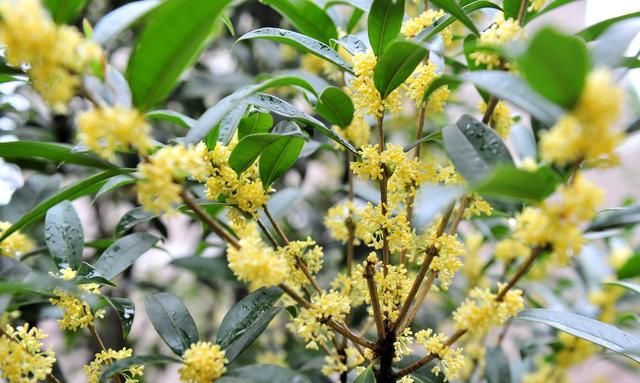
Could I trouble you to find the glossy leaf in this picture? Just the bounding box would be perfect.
[461,71,565,126]
[586,205,640,232]
[146,110,196,129]
[44,0,88,24]
[262,0,338,44]
[94,233,159,280]
[429,0,479,35]
[0,141,115,169]
[93,1,161,46]
[94,175,136,200]
[238,112,274,139]
[517,309,640,363]
[368,0,405,56]
[473,166,560,203]
[443,115,513,184]
[374,41,427,99]
[102,296,135,338]
[334,34,368,55]
[325,0,371,10]
[354,365,375,383]
[577,11,640,41]
[217,287,284,362]
[126,0,232,109]
[314,86,355,127]
[229,133,295,175]
[418,1,501,43]
[590,19,640,68]
[145,292,199,356]
[44,201,84,268]
[421,75,460,104]
[237,28,354,74]
[618,253,640,280]
[99,355,181,383]
[259,135,305,187]
[518,27,589,108]
[502,0,522,19]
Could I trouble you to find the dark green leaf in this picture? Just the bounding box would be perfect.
[461,71,565,126]
[239,112,274,139]
[473,166,560,203]
[586,205,640,232]
[218,104,249,146]
[421,74,460,105]
[94,175,136,200]
[485,347,511,383]
[354,365,375,383]
[502,0,522,19]
[126,0,232,109]
[618,253,640,280]
[145,292,199,356]
[229,365,311,383]
[44,0,88,24]
[590,19,640,68]
[44,201,84,269]
[325,0,371,10]
[93,0,161,46]
[374,40,427,99]
[577,12,640,41]
[101,296,135,338]
[0,170,123,242]
[98,355,181,383]
[94,233,159,280]
[116,207,156,234]
[259,135,305,187]
[518,27,589,108]
[429,0,479,35]
[262,0,338,44]
[418,1,502,43]
[368,0,405,56]
[217,287,284,362]
[517,309,640,363]
[334,34,368,55]
[314,86,354,127]
[146,110,195,129]
[443,115,513,183]
[237,28,353,74]
[0,141,115,169]
[229,133,293,175]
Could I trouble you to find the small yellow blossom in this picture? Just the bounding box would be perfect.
[529,0,548,11]
[136,144,208,214]
[522,363,569,383]
[324,201,366,245]
[359,203,414,254]
[495,238,529,263]
[401,9,451,47]
[294,291,351,349]
[0,323,56,383]
[84,347,143,383]
[453,284,523,335]
[479,100,513,138]
[415,329,465,382]
[256,351,287,367]
[555,332,598,368]
[406,62,450,112]
[394,328,414,361]
[589,285,625,323]
[335,115,370,150]
[49,268,105,331]
[416,225,465,290]
[471,12,524,69]
[322,346,364,376]
[349,52,402,117]
[179,342,227,383]
[609,246,632,270]
[0,221,34,257]
[278,238,324,288]
[77,106,152,161]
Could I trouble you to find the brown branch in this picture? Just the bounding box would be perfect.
[365,261,386,339]
[264,205,289,245]
[396,270,437,334]
[376,116,391,274]
[180,190,240,250]
[257,218,279,248]
[392,329,468,378]
[347,151,356,276]
[496,246,544,301]
[448,195,471,235]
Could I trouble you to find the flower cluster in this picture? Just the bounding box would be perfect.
[415,329,465,382]
[49,268,106,331]
[453,284,523,336]
[419,226,465,290]
[294,291,351,350]
[335,115,370,150]
[470,12,524,69]
[401,9,452,46]
[0,323,56,383]
[77,106,152,161]
[322,347,364,376]
[479,100,513,138]
[540,69,623,165]
[279,238,324,288]
[136,144,208,214]
[179,342,228,383]
[0,221,33,257]
[324,201,366,245]
[405,62,450,112]
[349,52,402,117]
[84,347,144,383]
[0,0,102,112]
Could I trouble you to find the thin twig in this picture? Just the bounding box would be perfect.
[180,190,240,249]
[347,152,356,276]
[365,261,385,339]
[396,270,437,334]
[264,206,289,245]
[392,329,467,378]
[257,218,279,248]
[448,195,471,235]
[376,116,391,274]
[90,325,123,383]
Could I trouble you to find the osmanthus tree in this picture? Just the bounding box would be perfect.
[0,0,639,382]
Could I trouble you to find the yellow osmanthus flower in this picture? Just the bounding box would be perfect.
[227,227,289,290]
[49,268,105,331]
[359,203,414,254]
[324,201,366,245]
[401,9,452,47]
[203,142,270,217]
[415,329,465,382]
[335,115,370,150]
[494,238,529,263]
[322,346,364,376]
[609,245,632,270]
[77,106,152,161]
[136,144,208,214]
[589,285,625,323]
[349,52,402,117]
[0,221,34,257]
[0,0,103,112]
[294,291,350,350]
[0,323,56,383]
[406,62,450,112]
[522,363,569,383]
[479,100,513,138]
[84,347,143,383]
[529,0,548,11]
[540,69,623,165]
[453,284,523,335]
[179,342,227,383]
[278,238,324,288]
[464,195,493,218]
[415,225,465,290]
[470,12,524,69]
[394,328,414,361]
[555,332,598,368]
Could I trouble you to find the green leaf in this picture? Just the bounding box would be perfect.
[485,347,511,383]
[473,166,560,203]
[590,19,640,68]
[367,0,405,56]
[170,256,235,284]
[217,287,284,362]
[374,40,427,99]
[314,86,354,127]
[98,355,181,383]
[44,0,89,24]
[586,205,640,232]
[421,75,460,105]
[0,141,115,169]
[94,233,159,280]
[93,0,161,46]
[126,0,232,110]
[146,109,195,129]
[228,365,312,383]
[577,11,640,41]
[94,175,136,202]
[325,0,371,10]
[517,309,640,363]
[145,292,199,356]
[239,112,274,139]
[502,0,522,19]
[518,27,589,109]
[244,93,357,154]
[443,115,513,184]
[429,0,479,36]
[237,28,354,74]
[262,0,338,44]
[229,133,292,175]
[259,135,305,187]
[218,104,249,146]
[603,281,640,295]
[0,170,123,242]
[101,296,135,338]
[618,253,640,280]
[418,1,501,43]
[44,201,84,269]
[354,365,375,383]
[461,71,565,126]
[334,34,368,55]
